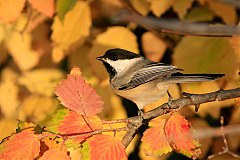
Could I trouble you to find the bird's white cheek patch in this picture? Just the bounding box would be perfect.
[105,58,141,73]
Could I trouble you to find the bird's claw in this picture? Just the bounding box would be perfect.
[167,91,173,109]
[138,109,144,118]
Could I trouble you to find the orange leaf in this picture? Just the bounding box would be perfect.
[57,111,102,135]
[55,67,104,115]
[39,149,70,160]
[29,0,55,17]
[39,136,67,156]
[0,0,26,23]
[46,108,103,147]
[81,134,127,160]
[141,117,172,156]
[0,130,40,160]
[165,114,201,159]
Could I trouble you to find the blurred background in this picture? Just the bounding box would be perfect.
[0,0,240,159]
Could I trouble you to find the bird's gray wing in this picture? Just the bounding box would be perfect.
[119,63,182,90]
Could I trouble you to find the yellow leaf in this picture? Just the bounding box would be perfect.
[29,0,55,17]
[0,24,5,42]
[18,69,64,96]
[140,142,168,160]
[52,46,65,63]
[130,0,150,16]
[184,7,214,22]
[0,68,19,118]
[109,95,127,119]
[6,32,39,71]
[172,0,194,19]
[68,148,82,160]
[230,26,240,62]
[51,1,91,53]
[173,37,238,78]
[88,26,138,81]
[142,32,167,62]
[0,119,17,142]
[18,95,59,123]
[95,27,138,53]
[0,0,26,23]
[148,0,175,17]
[199,0,237,25]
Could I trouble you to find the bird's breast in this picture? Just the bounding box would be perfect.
[111,79,171,109]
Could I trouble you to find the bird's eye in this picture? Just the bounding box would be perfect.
[112,57,117,61]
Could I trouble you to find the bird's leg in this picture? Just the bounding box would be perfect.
[138,109,144,117]
[167,90,173,109]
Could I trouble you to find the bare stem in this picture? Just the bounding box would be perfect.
[208,117,240,159]
[41,127,128,140]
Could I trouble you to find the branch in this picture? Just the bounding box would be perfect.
[121,88,240,148]
[113,10,240,37]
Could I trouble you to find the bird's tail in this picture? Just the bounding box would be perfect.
[169,73,224,83]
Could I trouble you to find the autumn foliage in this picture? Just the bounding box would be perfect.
[0,0,240,160]
[0,67,201,159]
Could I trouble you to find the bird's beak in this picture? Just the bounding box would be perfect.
[97,56,104,61]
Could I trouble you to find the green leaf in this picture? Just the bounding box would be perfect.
[172,0,194,19]
[173,37,238,76]
[81,140,91,160]
[56,0,77,21]
[185,7,214,22]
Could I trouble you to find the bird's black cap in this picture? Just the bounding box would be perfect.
[97,48,140,61]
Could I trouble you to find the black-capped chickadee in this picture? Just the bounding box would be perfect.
[97,48,224,112]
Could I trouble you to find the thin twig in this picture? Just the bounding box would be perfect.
[67,127,128,139]
[26,14,48,33]
[19,7,32,35]
[41,127,128,140]
[208,117,240,159]
[102,119,128,124]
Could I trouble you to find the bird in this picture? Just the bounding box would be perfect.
[97,48,224,114]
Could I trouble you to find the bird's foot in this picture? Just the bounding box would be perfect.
[167,91,173,109]
[162,91,175,113]
[138,109,144,118]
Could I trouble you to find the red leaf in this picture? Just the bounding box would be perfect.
[39,149,70,160]
[141,117,172,156]
[55,67,104,115]
[81,134,127,160]
[165,114,201,159]
[46,108,103,147]
[0,130,40,160]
